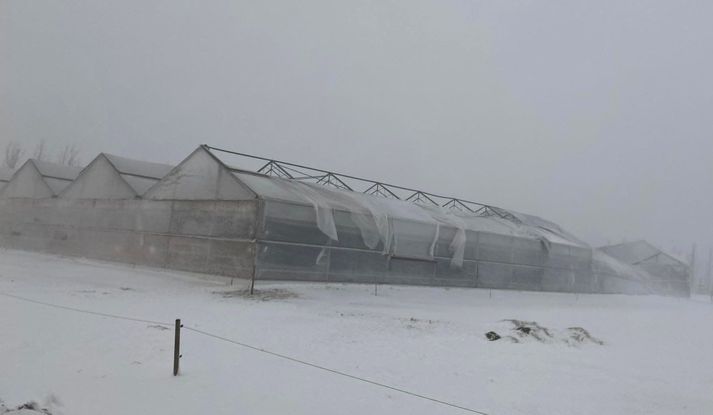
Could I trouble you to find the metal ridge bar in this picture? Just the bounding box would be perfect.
[203,144,517,220]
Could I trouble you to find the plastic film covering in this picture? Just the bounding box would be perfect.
[237,172,503,267]
[232,171,637,292]
[598,241,690,296]
[145,148,256,200]
[0,160,82,199]
[507,210,589,248]
[0,144,668,295]
[32,160,82,182]
[103,154,174,196]
[103,154,174,180]
[591,250,651,294]
[239,174,588,248]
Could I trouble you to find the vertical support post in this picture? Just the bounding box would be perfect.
[250,268,256,296]
[250,243,258,296]
[173,319,181,376]
[251,200,266,297]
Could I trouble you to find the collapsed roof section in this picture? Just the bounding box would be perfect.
[0,159,81,199]
[591,249,654,291]
[599,240,689,268]
[61,153,174,199]
[599,240,690,296]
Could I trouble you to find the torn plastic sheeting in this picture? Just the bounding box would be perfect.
[240,172,590,269]
[429,223,440,258]
[267,178,396,255]
[391,219,438,260]
[251,176,344,242]
[290,181,339,241]
[506,210,588,247]
[258,176,391,252]
[592,249,654,290]
[267,177,465,265]
[334,191,464,266]
[420,205,468,268]
[338,189,395,253]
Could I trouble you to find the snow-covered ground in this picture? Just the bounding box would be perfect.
[1,249,711,415]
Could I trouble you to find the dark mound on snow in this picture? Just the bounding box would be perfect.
[485,320,604,346]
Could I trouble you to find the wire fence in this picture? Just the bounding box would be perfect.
[0,291,489,415]
[0,292,171,326]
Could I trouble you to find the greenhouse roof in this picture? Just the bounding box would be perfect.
[145,145,590,251]
[61,153,174,199]
[234,170,586,247]
[0,159,82,198]
[167,145,586,248]
[33,160,82,194]
[103,153,174,195]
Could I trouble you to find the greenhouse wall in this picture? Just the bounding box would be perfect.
[0,198,258,279]
[637,263,689,296]
[252,199,608,292]
[0,142,657,296]
[0,194,654,294]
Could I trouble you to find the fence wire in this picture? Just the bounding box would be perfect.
[1,291,489,415]
[0,292,171,326]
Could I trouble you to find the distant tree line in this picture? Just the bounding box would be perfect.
[2,140,81,169]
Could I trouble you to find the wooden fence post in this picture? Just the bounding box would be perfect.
[173,319,181,376]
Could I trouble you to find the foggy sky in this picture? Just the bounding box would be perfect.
[1,1,712,270]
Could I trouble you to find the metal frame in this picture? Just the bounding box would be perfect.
[203,144,522,224]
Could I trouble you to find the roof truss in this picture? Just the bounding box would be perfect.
[203,145,522,224]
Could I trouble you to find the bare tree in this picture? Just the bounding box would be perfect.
[3,141,24,169]
[57,143,81,166]
[33,140,48,161]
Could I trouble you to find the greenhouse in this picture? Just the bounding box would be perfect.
[60,153,174,199]
[0,145,665,295]
[0,159,82,199]
[599,241,690,296]
[145,145,651,294]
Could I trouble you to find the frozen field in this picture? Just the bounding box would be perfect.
[1,249,711,415]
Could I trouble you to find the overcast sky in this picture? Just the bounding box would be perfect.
[1,1,712,269]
